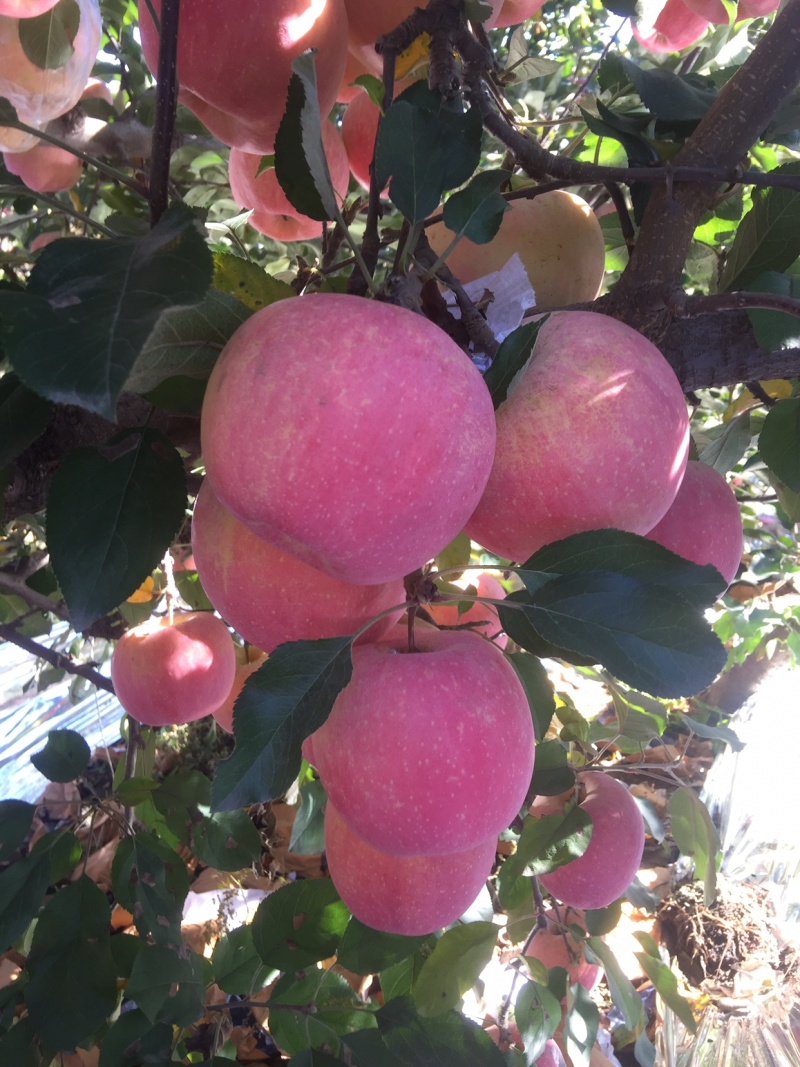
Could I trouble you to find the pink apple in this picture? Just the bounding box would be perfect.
[0,0,59,14]
[632,0,710,52]
[304,627,534,856]
[493,0,546,28]
[228,119,350,242]
[427,571,508,649]
[645,460,743,585]
[737,0,779,15]
[324,800,498,935]
[337,48,372,104]
[212,646,267,733]
[465,311,690,562]
[4,141,82,192]
[341,86,383,192]
[29,231,61,252]
[200,292,496,585]
[191,480,405,653]
[527,907,602,992]
[139,0,348,154]
[110,612,236,727]
[537,771,645,910]
[426,191,606,309]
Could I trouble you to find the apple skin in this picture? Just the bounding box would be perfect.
[737,0,779,14]
[527,907,601,993]
[0,0,59,14]
[426,191,606,309]
[493,0,546,28]
[324,800,498,935]
[191,480,405,653]
[683,0,778,19]
[212,646,267,733]
[341,86,383,192]
[537,771,645,910]
[29,231,61,252]
[632,0,709,52]
[465,311,690,563]
[4,141,82,192]
[427,572,508,649]
[110,612,237,728]
[139,0,348,155]
[201,292,496,586]
[644,460,743,585]
[304,627,534,856]
[337,48,371,104]
[228,120,351,243]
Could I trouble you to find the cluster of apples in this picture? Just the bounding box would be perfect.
[633,0,780,53]
[1,0,103,193]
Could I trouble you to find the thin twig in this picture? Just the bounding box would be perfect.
[0,570,69,619]
[149,0,181,225]
[676,290,800,319]
[0,623,115,693]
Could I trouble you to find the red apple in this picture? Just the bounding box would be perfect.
[645,460,743,585]
[632,0,710,52]
[200,292,496,586]
[4,141,82,192]
[527,908,601,993]
[427,571,508,649]
[324,800,498,935]
[110,612,237,727]
[212,646,267,733]
[29,231,61,252]
[191,480,405,652]
[493,0,546,28]
[737,0,779,15]
[426,191,606,309]
[304,627,534,856]
[341,85,383,192]
[0,0,59,14]
[139,0,348,154]
[337,48,371,104]
[228,119,350,242]
[465,311,690,563]
[537,771,645,910]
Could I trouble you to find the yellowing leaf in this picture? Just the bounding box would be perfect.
[127,576,155,603]
[396,33,430,79]
[212,252,295,313]
[723,379,792,421]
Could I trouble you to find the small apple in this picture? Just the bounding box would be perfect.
[324,800,498,935]
[212,645,267,733]
[110,612,236,727]
[427,571,508,649]
[200,292,496,586]
[493,0,546,28]
[304,627,534,856]
[527,907,602,992]
[426,191,606,309]
[465,311,690,562]
[632,0,710,52]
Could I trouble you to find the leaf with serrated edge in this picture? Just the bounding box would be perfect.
[720,161,800,292]
[635,953,697,1033]
[413,922,497,1017]
[483,320,542,409]
[668,787,719,904]
[504,806,592,883]
[584,938,644,1032]
[514,979,561,1063]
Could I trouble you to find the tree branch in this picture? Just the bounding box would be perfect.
[0,623,115,693]
[0,570,68,619]
[149,0,181,225]
[673,290,800,319]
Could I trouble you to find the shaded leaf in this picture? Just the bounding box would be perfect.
[98,1010,173,1067]
[30,729,89,783]
[211,925,278,996]
[289,776,327,855]
[482,320,541,409]
[0,800,36,864]
[499,590,596,667]
[193,809,262,871]
[679,714,743,750]
[635,952,697,1033]
[18,0,79,69]
[413,922,498,1016]
[0,850,50,952]
[377,996,506,1066]
[252,879,350,971]
[269,969,376,1057]
[759,396,800,492]
[127,943,205,1027]
[442,170,509,245]
[746,271,800,351]
[585,899,622,936]
[563,983,600,1067]
[619,59,717,122]
[698,411,754,475]
[503,806,592,883]
[514,979,561,1064]
[111,832,189,946]
[529,739,575,796]
[0,374,51,469]
[509,652,557,741]
[668,788,719,904]
[338,918,432,975]
[720,162,800,291]
[584,937,644,1031]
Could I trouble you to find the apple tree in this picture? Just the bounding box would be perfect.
[1,0,799,1063]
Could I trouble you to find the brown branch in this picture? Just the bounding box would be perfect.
[0,570,68,619]
[603,181,635,257]
[149,0,181,225]
[674,291,800,319]
[0,623,115,693]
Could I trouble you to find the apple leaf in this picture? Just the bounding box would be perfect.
[514,979,562,1064]
[529,739,575,796]
[288,776,327,855]
[211,637,353,811]
[252,879,350,972]
[412,922,498,1016]
[482,320,541,408]
[269,969,376,1058]
[0,373,51,469]
[211,926,277,997]
[338,919,433,975]
[619,59,717,123]
[634,952,697,1034]
[759,396,800,492]
[0,850,51,952]
[0,204,212,419]
[442,170,510,245]
[667,787,719,904]
[509,651,557,740]
[126,944,205,1027]
[46,427,187,629]
[111,833,190,947]
[30,729,90,783]
[584,938,644,1032]
[18,0,80,70]
[376,996,506,1067]
[212,251,295,312]
[746,271,800,351]
[503,806,592,885]
[0,800,36,864]
[97,1012,173,1067]
[563,983,600,1067]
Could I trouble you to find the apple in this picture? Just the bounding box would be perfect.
[200,292,496,586]
[324,800,498,935]
[139,0,348,155]
[29,231,60,252]
[682,0,778,20]
[110,611,237,728]
[493,0,546,29]
[0,0,59,14]
[212,645,267,733]
[632,0,710,52]
[527,908,601,992]
[191,480,405,653]
[427,571,508,649]
[536,771,645,910]
[228,119,351,242]
[465,311,690,563]
[341,85,384,192]
[426,191,606,309]
[644,460,743,585]
[0,0,102,153]
[337,48,372,104]
[303,627,534,856]
[738,0,780,15]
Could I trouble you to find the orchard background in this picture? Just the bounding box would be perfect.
[1,0,800,1064]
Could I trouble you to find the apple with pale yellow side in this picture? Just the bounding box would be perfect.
[428,571,508,649]
[110,612,236,727]
[466,311,690,563]
[426,191,606,309]
[200,292,496,586]
[191,480,404,653]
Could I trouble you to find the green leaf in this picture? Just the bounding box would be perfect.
[619,59,717,122]
[746,271,800,351]
[759,396,800,492]
[0,374,51,469]
[412,922,498,1016]
[125,288,251,394]
[25,876,117,1051]
[482,320,541,409]
[585,898,622,936]
[517,570,727,698]
[380,945,434,1002]
[503,806,592,883]
[504,27,562,84]
[211,925,278,996]
[579,104,656,165]
[98,1010,173,1067]
[513,979,562,1063]
[509,652,557,741]
[111,832,190,946]
[46,427,187,629]
[151,768,211,844]
[634,952,697,1034]
[37,829,81,882]
[697,411,754,475]
[211,637,353,811]
[252,879,350,971]
[192,809,262,871]
[441,170,509,245]
[0,850,49,952]
[667,788,719,904]
[291,1051,350,1067]
[720,162,800,291]
[529,740,575,796]
[275,55,340,222]
[212,252,295,312]
[376,996,506,1067]
[563,983,600,1067]
[18,0,79,69]
[0,1017,42,1067]
[1,204,212,419]
[30,729,89,783]
[269,969,376,1058]
[127,943,206,1027]
[289,777,327,855]
[338,919,433,975]
[115,776,159,806]
[499,591,597,667]
[343,1029,406,1067]
[0,800,36,863]
[584,937,644,1032]
[679,714,743,750]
